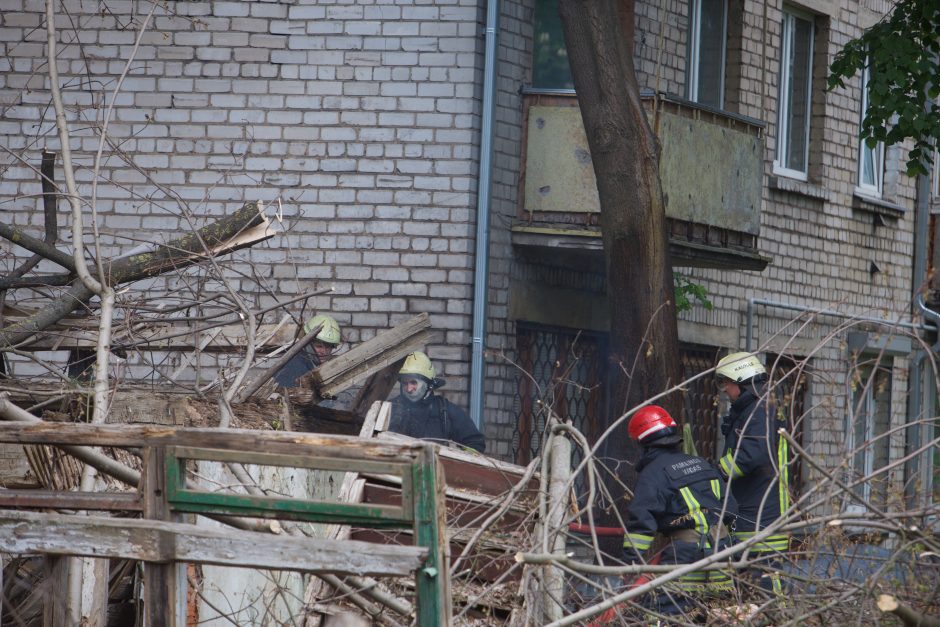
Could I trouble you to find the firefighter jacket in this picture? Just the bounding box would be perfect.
[718,382,791,547]
[389,394,486,453]
[273,348,319,388]
[623,445,738,573]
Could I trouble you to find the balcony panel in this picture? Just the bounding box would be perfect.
[524,104,599,214]
[518,92,767,270]
[657,102,762,236]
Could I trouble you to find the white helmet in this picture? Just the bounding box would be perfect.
[716,352,766,383]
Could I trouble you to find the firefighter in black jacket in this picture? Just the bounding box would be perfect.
[623,405,738,614]
[388,352,486,453]
[715,351,791,592]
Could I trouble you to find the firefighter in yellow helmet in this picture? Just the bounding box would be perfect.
[273,314,342,388]
[715,351,791,593]
[388,351,486,452]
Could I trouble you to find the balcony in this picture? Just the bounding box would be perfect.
[514,89,768,271]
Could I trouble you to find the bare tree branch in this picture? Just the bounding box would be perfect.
[0,201,270,348]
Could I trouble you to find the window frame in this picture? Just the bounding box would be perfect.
[856,63,885,197]
[687,0,728,109]
[774,7,815,181]
[847,362,892,505]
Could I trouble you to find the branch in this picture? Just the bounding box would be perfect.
[877,594,940,627]
[0,223,74,273]
[0,392,139,486]
[0,201,270,348]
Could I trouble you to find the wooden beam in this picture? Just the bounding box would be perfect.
[349,358,406,419]
[42,555,69,627]
[0,510,427,577]
[312,313,434,399]
[142,446,178,627]
[170,445,411,476]
[0,489,141,511]
[13,321,296,352]
[0,422,426,463]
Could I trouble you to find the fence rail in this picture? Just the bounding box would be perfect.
[0,422,450,626]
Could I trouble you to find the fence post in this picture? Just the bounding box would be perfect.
[141,446,178,627]
[411,444,450,626]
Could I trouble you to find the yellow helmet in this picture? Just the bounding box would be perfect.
[303,314,341,345]
[716,351,766,383]
[399,351,435,381]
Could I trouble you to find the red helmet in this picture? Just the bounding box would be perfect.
[628,405,678,443]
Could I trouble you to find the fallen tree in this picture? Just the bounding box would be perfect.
[0,200,274,349]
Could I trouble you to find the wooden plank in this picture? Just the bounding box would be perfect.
[166,487,410,526]
[378,431,539,501]
[170,445,411,477]
[313,314,434,398]
[0,423,426,462]
[292,405,362,436]
[350,529,519,584]
[142,446,178,627]
[362,483,526,532]
[0,510,427,577]
[349,359,406,419]
[411,445,451,625]
[0,489,141,511]
[42,555,69,627]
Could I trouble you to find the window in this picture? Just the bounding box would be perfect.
[775,9,814,179]
[687,0,727,109]
[532,0,574,90]
[512,323,608,465]
[934,150,939,199]
[847,362,891,507]
[857,64,884,196]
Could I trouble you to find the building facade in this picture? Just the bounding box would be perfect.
[0,0,936,508]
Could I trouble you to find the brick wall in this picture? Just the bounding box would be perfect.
[0,0,509,426]
[0,0,924,480]
[656,0,917,498]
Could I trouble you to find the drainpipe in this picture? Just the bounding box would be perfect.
[469,0,500,428]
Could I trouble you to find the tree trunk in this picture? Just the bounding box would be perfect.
[557,0,681,499]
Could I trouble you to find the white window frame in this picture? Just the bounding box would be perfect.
[856,64,885,197]
[934,149,939,199]
[847,363,891,505]
[774,8,815,181]
[687,0,727,109]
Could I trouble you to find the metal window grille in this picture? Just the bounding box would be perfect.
[511,328,725,467]
[511,323,608,466]
[678,343,722,460]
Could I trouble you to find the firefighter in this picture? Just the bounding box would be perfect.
[273,314,342,387]
[715,351,790,592]
[623,405,737,615]
[388,351,486,453]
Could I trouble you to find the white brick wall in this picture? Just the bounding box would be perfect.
[0,0,921,475]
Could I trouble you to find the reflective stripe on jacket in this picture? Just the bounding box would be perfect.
[719,383,791,533]
[623,445,738,592]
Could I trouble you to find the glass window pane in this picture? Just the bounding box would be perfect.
[785,14,813,172]
[533,0,574,90]
[693,0,726,108]
[858,66,884,193]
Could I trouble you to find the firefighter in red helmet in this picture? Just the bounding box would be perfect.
[623,405,738,615]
